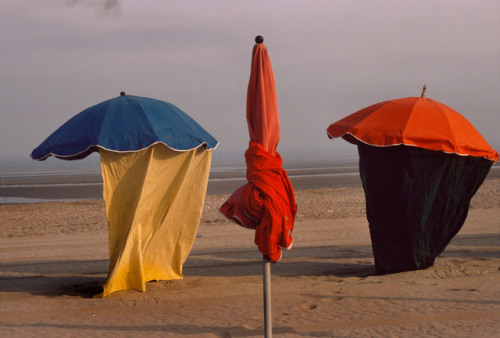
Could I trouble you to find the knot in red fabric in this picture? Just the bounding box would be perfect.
[220,142,296,262]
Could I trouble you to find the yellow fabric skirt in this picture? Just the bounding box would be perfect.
[98,143,212,297]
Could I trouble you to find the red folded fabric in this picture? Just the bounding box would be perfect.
[220,141,297,262]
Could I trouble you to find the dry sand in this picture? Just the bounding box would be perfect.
[0,179,499,337]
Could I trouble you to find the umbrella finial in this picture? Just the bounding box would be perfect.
[420,85,427,98]
[120,91,126,96]
[255,35,264,44]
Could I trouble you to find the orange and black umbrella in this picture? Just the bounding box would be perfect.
[327,87,498,274]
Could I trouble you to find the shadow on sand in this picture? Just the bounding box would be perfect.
[1,233,497,298]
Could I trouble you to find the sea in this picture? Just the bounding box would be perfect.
[0,153,365,205]
[2,152,499,205]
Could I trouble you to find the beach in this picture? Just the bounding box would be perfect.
[0,177,499,337]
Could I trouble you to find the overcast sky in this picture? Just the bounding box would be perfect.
[1,0,499,167]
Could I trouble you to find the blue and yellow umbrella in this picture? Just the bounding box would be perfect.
[31,93,218,297]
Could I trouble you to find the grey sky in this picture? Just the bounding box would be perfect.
[1,0,499,166]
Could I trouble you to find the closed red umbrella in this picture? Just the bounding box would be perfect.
[219,36,296,337]
[220,36,296,262]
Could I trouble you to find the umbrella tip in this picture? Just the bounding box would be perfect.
[420,85,427,98]
[255,35,264,44]
[120,91,126,96]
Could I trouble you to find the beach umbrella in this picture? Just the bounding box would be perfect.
[31,93,218,296]
[220,36,297,337]
[327,86,498,274]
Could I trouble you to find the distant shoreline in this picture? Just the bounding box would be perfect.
[1,164,498,204]
[0,166,362,204]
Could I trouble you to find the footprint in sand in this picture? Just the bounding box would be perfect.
[292,303,319,311]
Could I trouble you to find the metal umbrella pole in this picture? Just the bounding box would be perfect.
[263,255,272,337]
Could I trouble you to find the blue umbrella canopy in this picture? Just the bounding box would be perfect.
[31,94,219,160]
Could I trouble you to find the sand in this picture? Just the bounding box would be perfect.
[0,179,499,337]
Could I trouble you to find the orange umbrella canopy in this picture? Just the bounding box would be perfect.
[327,95,499,163]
